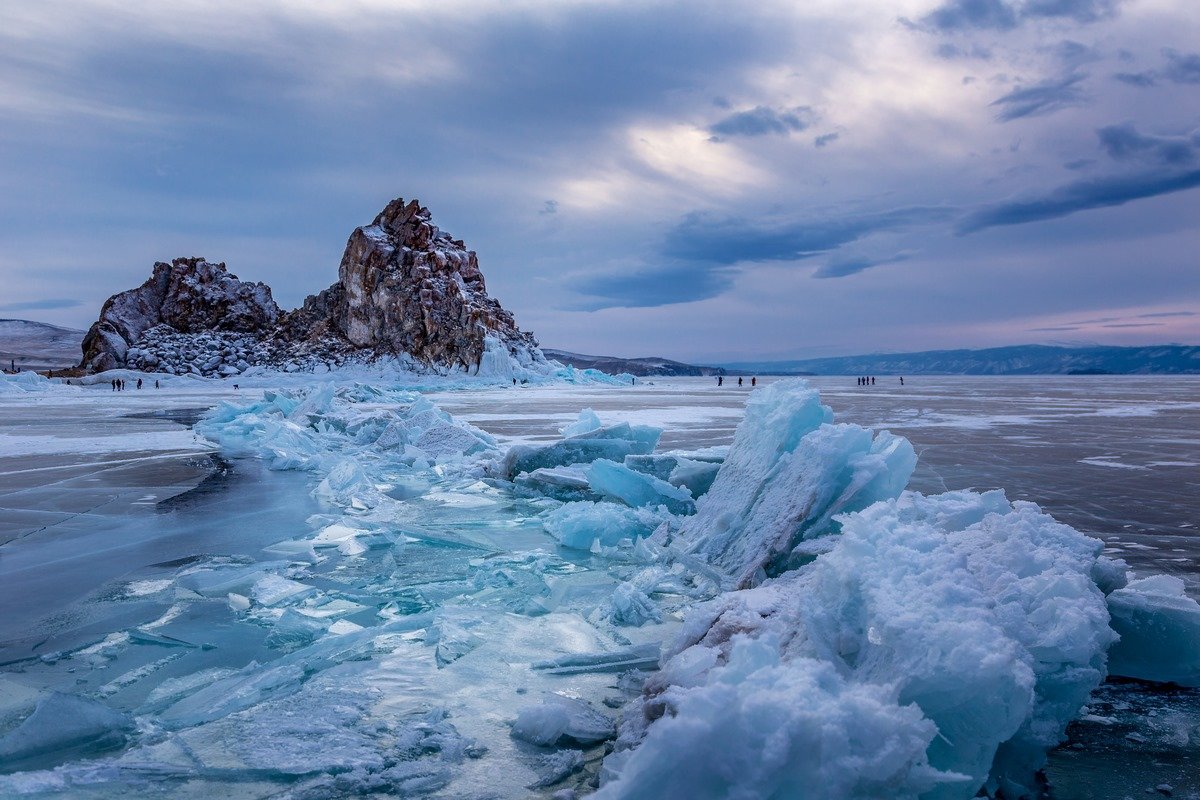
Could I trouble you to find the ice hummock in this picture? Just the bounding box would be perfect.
[589,379,1196,800]
[673,380,917,589]
[4,376,1197,799]
[600,490,1119,800]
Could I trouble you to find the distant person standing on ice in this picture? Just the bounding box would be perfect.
[136,378,143,390]
[717,376,723,386]
[751,377,757,387]
[738,377,743,387]
[155,380,160,389]
[871,376,876,385]
[900,376,904,386]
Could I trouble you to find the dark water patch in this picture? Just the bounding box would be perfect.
[123,407,212,428]
[1046,680,1200,798]
[155,455,232,513]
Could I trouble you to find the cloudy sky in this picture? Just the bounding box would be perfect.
[1,0,1197,362]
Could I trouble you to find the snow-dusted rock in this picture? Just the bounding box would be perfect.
[78,198,551,378]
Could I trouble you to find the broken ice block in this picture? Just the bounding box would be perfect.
[251,574,317,607]
[680,380,915,588]
[667,458,720,498]
[587,460,695,515]
[1106,574,1200,687]
[0,693,133,772]
[511,694,615,747]
[543,501,666,550]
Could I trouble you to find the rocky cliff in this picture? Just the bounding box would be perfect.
[79,199,547,377]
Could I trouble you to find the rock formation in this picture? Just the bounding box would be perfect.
[81,258,281,373]
[79,199,547,377]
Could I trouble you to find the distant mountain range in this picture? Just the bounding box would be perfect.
[0,319,86,371]
[5,321,1198,377]
[543,349,725,377]
[721,344,1200,375]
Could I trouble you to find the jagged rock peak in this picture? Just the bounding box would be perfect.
[326,196,536,369]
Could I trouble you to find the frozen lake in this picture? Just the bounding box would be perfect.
[432,375,1200,590]
[0,374,1197,797]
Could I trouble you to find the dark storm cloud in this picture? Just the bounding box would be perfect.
[1112,71,1156,87]
[1097,123,1198,166]
[920,0,1019,32]
[991,74,1088,121]
[708,106,815,139]
[811,252,911,279]
[918,0,1120,32]
[1162,49,1200,84]
[572,208,947,308]
[0,298,83,311]
[573,263,738,309]
[958,168,1200,232]
[661,207,951,265]
[1021,0,1121,23]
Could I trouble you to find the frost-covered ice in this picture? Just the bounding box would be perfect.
[2,375,1198,798]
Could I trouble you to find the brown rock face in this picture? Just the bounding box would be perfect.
[79,199,543,375]
[317,198,538,369]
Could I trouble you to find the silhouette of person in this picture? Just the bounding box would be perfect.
[155,380,160,389]
[900,376,904,386]
[137,378,143,390]
[717,376,723,386]
[738,377,743,386]
[751,377,757,387]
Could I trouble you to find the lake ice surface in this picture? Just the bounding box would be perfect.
[0,374,1197,798]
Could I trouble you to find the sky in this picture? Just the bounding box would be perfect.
[0,0,1197,363]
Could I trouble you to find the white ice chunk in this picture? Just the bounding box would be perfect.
[251,574,317,607]
[1106,574,1200,686]
[515,466,597,501]
[178,564,273,597]
[314,459,378,508]
[595,638,955,800]
[560,408,602,437]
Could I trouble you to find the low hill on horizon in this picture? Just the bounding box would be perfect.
[543,349,725,377]
[721,344,1200,376]
[0,319,86,372]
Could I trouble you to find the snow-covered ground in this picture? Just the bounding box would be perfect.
[1,372,1198,798]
